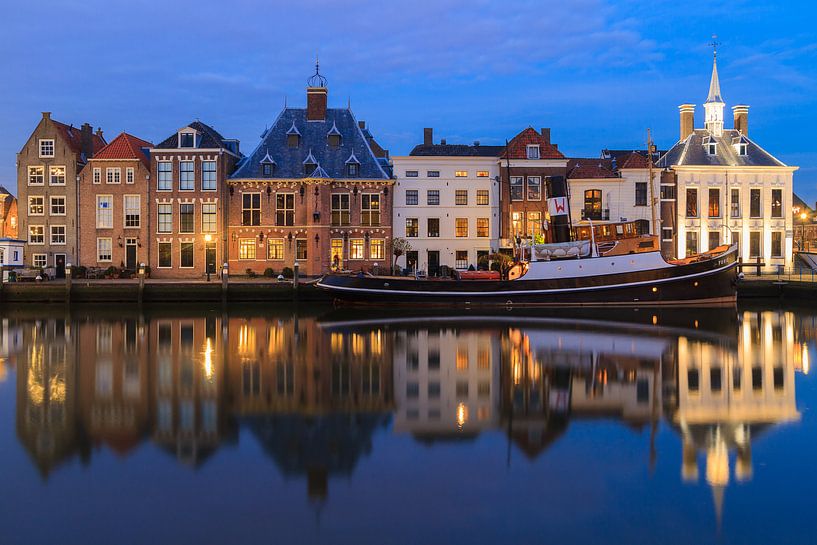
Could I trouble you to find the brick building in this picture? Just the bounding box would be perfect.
[78,133,153,270]
[149,121,241,278]
[499,128,568,249]
[227,65,393,277]
[0,186,19,239]
[17,112,106,274]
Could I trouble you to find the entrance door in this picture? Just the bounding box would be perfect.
[428,250,440,277]
[205,242,217,274]
[405,251,418,274]
[54,254,66,278]
[125,238,138,269]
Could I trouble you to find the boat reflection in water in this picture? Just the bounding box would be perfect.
[5,306,810,521]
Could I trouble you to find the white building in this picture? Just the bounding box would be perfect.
[567,151,659,234]
[658,50,797,270]
[392,129,502,274]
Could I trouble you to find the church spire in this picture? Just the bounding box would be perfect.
[703,36,725,136]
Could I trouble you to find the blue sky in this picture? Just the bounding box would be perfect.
[2,0,816,201]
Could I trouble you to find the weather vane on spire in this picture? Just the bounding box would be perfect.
[308,51,327,87]
[710,35,720,58]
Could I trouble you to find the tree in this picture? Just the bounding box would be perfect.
[488,252,515,280]
[392,237,412,274]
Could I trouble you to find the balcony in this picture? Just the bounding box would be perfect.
[581,209,610,221]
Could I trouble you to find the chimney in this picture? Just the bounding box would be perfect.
[42,111,51,120]
[80,123,94,158]
[540,128,551,145]
[423,128,433,147]
[440,138,447,145]
[732,105,749,135]
[306,86,327,121]
[679,104,695,140]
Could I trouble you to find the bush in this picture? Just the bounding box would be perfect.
[246,268,257,278]
[490,262,500,272]
[282,266,294,279]
[105,266,117,277]
[71,265,87,278]
[263,267,276,278]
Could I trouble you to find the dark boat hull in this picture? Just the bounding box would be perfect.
[316,248,738,308]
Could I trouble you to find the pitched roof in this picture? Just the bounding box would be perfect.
[231,108,391,180]
[409,143,504,157]
[657,129,786,168]
[92,132,153,169]
[51,120,107,161]
[567,158,617,179]
[501,127,565,160]
[617,152,650,169]
[154,120,236,151]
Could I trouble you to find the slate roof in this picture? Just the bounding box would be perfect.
[93,132,152,169]
[567,158,617,179]
[231,108,391,180]
[155,120,237,151]
[657,129,786,168]
[409,143,505,157]
[501,127,565,160]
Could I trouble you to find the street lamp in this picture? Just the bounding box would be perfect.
[204,234,213,281]
[800,212,808,253]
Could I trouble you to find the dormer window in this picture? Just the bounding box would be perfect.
[327,122,342,147]
[703,136,717,156]
[737,143,747,156]
[286,121,301,149]
[345,152,360,177]
[732,135,749,156]
[260,151,276,177]
[179,132,195,148]
[526,144,540,159]
[303,149,318,176]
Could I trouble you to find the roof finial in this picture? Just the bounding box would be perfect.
[710,34,720,59]
[705,36,723,105]
[308,52,327,87]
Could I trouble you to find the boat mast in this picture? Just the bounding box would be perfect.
[647,128,658,235]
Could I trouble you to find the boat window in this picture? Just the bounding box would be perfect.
[616,225,624,235]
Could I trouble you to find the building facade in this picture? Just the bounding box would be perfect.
[658,53,797,269]
[17,112,106,275]
[392,128,502,274]
[227,67,393,277]
[149,121,241,278]
[499,128,568,249]
[78,133,153,270]
[567,151,659,234]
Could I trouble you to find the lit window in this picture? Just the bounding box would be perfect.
[268,239,284,260]
[201,203,217,233]
[455,189,468,205]
[455,218,468,237]
[350,239,365,260]
[49,166,66,185]
[29,225,44,244]
[477,218,489,237]
[370,239,385,260]
[97,238,112,262]
[361,194,380,226]
[39,139,55,158]
[477,171,489,177]
[28,196,44,216]
[476,190,489,205]
[455,171,468,177]
[239,239,256,260]
[28,166,44,185]
[406,218,419,237]
[526,212,541,238]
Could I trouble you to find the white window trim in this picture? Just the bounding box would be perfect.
[178,202,196,234]
[238,238,257,260]
[157,203,173,234]
[39,139,55,158]
[179,241,195,268]
[526,144,540,160]
[349,238,365,261]
[123,194,141,229]
[178,131,197,148]
[267,238,285,260]
[106,168,121,184]
[28,225,45,245]
[97,237,113,262]
[157,240,173,268]
[526,176,542,201]
[454,171,468,178]
[49,196,66,216]
[28,196,45,216]
[32,253,48,267]
[126,167,135,184]
[50,225,67,246]
[201,160,218,192]
[179,160,196,191]
[369,238,385,260]
[49,165,66,186]
[97,194,114,229]
[157,161,173,192]
[93,167,101,184]
[201,202,218,233]
[28,166,45,186]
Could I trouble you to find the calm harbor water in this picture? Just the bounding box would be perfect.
[0,304,815,545]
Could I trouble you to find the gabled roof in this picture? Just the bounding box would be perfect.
[567,158,616,179]
[657,129,786,168]
[617,152,650,169]
[92,132,152,169]
[231,108,391,180]
[409,143,504,157]
[501,127,565,160]
[154,120,235,151]
[51,120,107,161]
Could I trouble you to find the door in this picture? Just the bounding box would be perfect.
[125,238,138,269]
[54,254,66,279]
[428,250,440,277]
[205,242,217,274]
[405,251,418,273]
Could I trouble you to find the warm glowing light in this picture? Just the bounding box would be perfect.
[652,287,658,293]
[801,212,808,221]
[652,315,658,325]
[456,347,469,371]
[456,402,468,429]
[204,234,212,242]
[803,344,810,375]
[330,332,344,354]
[369,330,382,356]
[351,333,364,356]
[238,324,256,355]
[203,338,214,381]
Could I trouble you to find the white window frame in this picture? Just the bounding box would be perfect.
[238,238,256,260]
[201,203,217,233]
[179,242,194,268]
[349,238,365,260]
[179,161,195,191]
[39,139,55,158]
[29,225,45,245]
[476,218,490,238]
[28,166,44,186]
[526,145,540,159]
[157,203,173,233]
[202,160,217,191]
[455,171,468,178]
[157,161,172,191]
[124,195,141,228]
[50,196,66,216]
[28,196,44,216]
[50,225,66,245]
[370,238,385,260]
[97,237,113,262]
[106,168,121,184]
[49,165,66,186]
[126,167,135,184]
[526,176,542,201]
[93,167,101,184]
[267,238,284,260]
[179,131,196,148]
[32,253,47,268]
[158,241,172,268]
[97,195,113,229]
[179,203,195,234]
[510,176,524,201]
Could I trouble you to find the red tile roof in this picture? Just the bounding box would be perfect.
[93,132,153,169]
[502,127,565,160]
[617,152,650,169]
[567,158,616,179]
[52,120,107,160]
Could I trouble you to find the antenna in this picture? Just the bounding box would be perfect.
[647,128,657,237]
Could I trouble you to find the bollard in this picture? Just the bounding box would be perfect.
[221,262,229,304]
[65,263,72,304]
[293,261,300,300]
[373,262,379,276]
[138,262,145,304]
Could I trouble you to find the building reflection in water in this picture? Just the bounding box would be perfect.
[7,308,810,517]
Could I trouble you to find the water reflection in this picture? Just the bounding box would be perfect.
[1,306,811,524]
